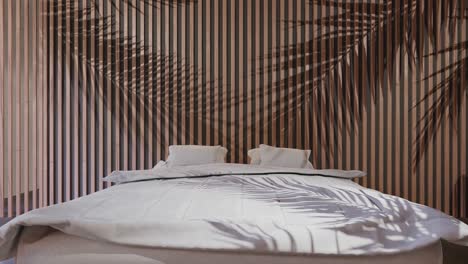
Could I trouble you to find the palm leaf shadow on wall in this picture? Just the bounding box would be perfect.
[38,0,467,217]
[43,0,204,151]
[261,0,467,215]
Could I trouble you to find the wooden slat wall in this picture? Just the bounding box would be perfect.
[0,0,46,217]
[1,0,467,218]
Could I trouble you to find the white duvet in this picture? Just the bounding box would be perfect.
[1,164,468,260]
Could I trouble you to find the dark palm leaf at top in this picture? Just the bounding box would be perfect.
[263,0,467,170]
[41,0,205,140]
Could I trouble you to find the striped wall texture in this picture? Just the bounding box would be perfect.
[0,0,47,217]
[1,0,467,218]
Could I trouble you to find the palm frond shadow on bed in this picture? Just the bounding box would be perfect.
[175,175,441,252]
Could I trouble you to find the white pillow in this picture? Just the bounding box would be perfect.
[258,144,314,169]
[247,148,261,165]
[166,145,228,167]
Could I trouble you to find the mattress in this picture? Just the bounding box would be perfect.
[17,229,443,264]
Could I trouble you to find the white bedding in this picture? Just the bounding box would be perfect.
[1,164,468,260]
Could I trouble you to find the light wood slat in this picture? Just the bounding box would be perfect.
[244,0,251,151]
[32,0,38,210]
[114,0,120,173]
[377,0,385,194]
[26,0,33,212]
[147,0,153,167]
[130,0,137,170]
[122,0,129,171]
[48,0,55,206]
[224,0,229,149]
[138,0,145,169]
[205,0,211,150]
[253,0,259,148]
[81,0,88,196]
[197,0,202,148]
[64,0,72,202]
[410,1,418,204]
[15,0,22,215]
[172,1,179,149]
[230,0,236,161]
[327,0,333,168]
[402,0,409,200]
[37,0,43,210]
[22,0,29,213]
[73,0,79,197]
[105,0,112,186]
[155,0,161,166]
[57,0,63,204]
[187,1,194,147]
[6,0,13,217]
[385,0,393,194]
[89,0,96,194]
[343,0,350,172]
[0,0,5,218]
[180,1,186,147]
[461,6,467,217]
[97,0,104,191]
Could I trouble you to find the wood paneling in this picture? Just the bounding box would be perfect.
[1,0,467,218]
[0,0,46,217]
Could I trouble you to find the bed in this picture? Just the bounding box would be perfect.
[1,163,468,264]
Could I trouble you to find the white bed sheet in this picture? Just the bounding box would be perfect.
[1,163,468,261]
[16,229,443,264]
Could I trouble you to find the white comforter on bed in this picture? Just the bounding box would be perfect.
[1,164,467,260]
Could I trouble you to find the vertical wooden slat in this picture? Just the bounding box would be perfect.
[239,0,244,161]
[130,0,137,170]
[377,0,384,193]
[73,0,79,198]
[401,0,408,200]
[222,0,228,151]
[196,0,203,149]
[15,0,22,215]
[245,1,252,152]
[81,0,88,196]
[56,0,63,204]
[37,0,43,209]
[0,0,4,218]
[114,0,120,174]
[97,0,104,190]
[136,0,144,170]
[6,0,13,217]
[104,0,112,183]
[253,0,259,149]
[65,0,72,202]
[461,0,467,217]
[29,0,36,210]
[155,0,161,163]
[261,0,267,148]
[89,0,96,194]
[122,0,129,171]
[361,0,369,188]
[213,0,219,147]
[22,0,29,214]
[229,0,235,160]
[147,0,153,167]
[278,0,284,149]
[48,0,53,205]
